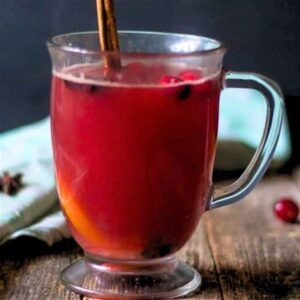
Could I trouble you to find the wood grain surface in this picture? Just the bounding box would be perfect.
[1,173,300,300]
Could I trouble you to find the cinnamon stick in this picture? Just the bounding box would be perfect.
[103,0,120,51]
[96,0,121,71]
[96,0,108,51]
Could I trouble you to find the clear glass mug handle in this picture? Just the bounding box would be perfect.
[209,71,285,210]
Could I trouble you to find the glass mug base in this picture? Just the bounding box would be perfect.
[61,255,201,299]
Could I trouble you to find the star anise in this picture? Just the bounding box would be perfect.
[0,172,23,195]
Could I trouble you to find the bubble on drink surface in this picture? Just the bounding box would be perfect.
[159,75,183,85]
[64,80,100,93]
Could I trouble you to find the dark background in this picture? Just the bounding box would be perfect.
[0,0,299,169]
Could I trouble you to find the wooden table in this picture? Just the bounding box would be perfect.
[1,172,300,299]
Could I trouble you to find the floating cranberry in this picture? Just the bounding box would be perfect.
[274,198,299,223]
[178,69,202,81]
[159,75,183,84]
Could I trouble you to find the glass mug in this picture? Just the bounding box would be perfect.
[48,31,283,299]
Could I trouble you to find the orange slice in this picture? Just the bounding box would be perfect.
[56,174,107,249]
[56,173,145,257]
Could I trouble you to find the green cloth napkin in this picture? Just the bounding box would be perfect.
[0,118,70,246]
[216,88,291,170]
[0,89,292,246]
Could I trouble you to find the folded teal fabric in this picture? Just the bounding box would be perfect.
[0,89,292,246]
[216,88,291,170]
[0,119,70,246]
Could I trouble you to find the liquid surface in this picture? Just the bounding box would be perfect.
[51,63,221,259]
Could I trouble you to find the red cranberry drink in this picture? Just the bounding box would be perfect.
[51,62,221,259]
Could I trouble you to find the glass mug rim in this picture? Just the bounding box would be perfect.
[47,30,226,57]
